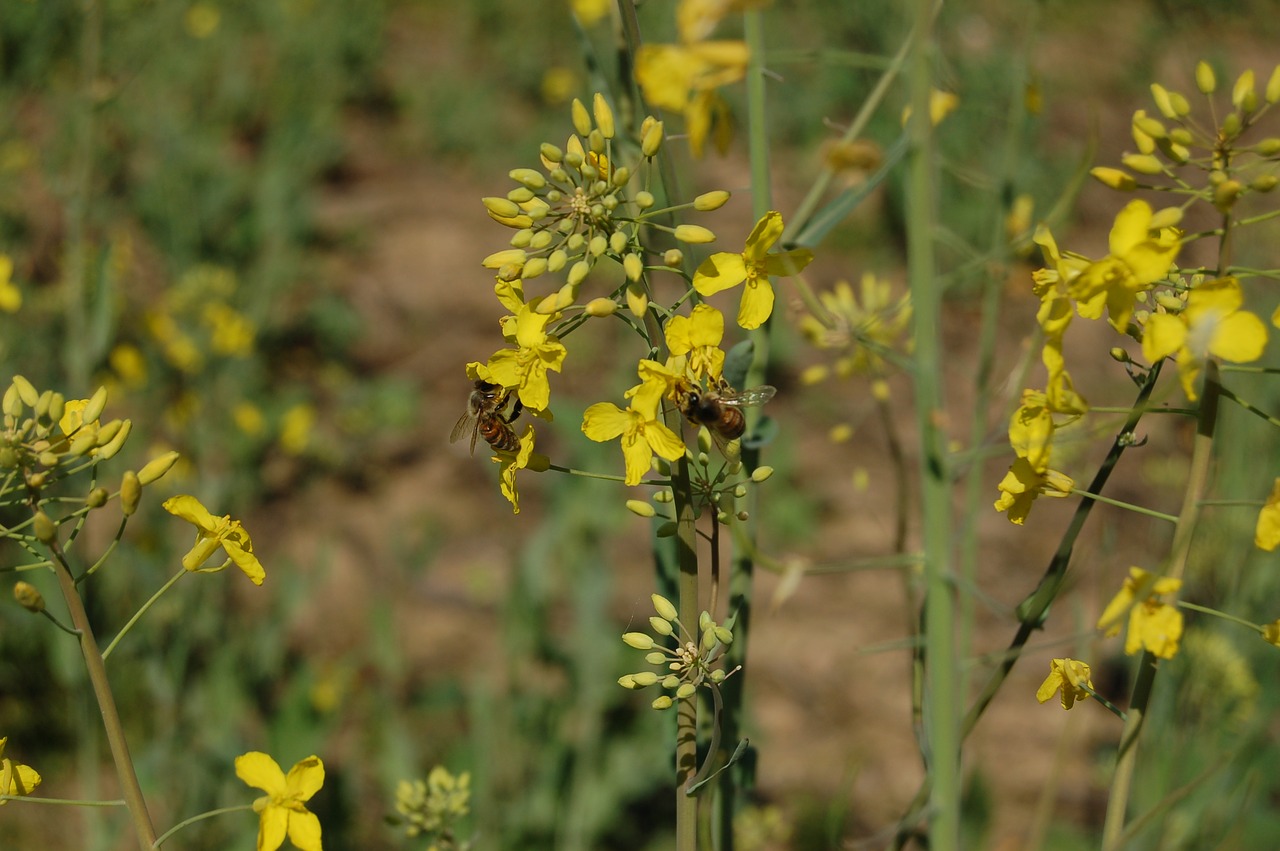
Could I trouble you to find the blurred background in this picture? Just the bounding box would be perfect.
[3,1,1280,848]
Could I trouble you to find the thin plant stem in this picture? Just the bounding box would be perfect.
[152,804,254,847]
[45,533,157,850]
[102,567,188,661]
[1069,489,1179,524]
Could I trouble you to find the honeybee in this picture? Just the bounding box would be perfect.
[679,381,776,441]
[450,380,523,455]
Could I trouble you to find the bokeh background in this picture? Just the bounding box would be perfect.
[4,1,1280,848]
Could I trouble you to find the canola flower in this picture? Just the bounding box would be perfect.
[235,752,324,851]
[582,374,685,486]
[664,303,726,383]
[0,737,40,802]
[1068,199,1180,333]
[1255,478,1280,551]
[394,766,471,842]
[1036,658,1094,710]
[1097,567,1184,659]
[163,495,266,585]
[485,302,568,413]
[693,211,813,330]
[994,390,1076,525]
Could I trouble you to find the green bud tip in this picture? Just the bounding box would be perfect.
[751,465,774,482]
[649,616,674,636]
[622,632,655,650]
[626,499,656,518]
[652,593,678,621]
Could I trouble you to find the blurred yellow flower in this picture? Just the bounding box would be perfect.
[1097,567,1183,659]
[234,402,267,437]
[109,343,148,389]
[279,404,315,455]
[235,752,324,851]
[0,255,21,313]
[570,0,610,26]
[540,66,578,105]
[184,3,221,38]
[203,302,256,357]
[1255,478,1280,551]
[1035,658,1093,710]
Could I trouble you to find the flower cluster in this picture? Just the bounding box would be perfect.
[618,594,739,710]
[392,766,472,847]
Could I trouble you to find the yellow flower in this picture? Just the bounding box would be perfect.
[495,424,548,515]
[1031,225,1088,340]
[799,273,912,377]
[993,456,1074,525]
[1035,658,1094,710]
[203,302,256,357]
[59,398,101,439]
[109,343,148,389]
[1262,620,1280,647]
[0,254,21,313]
[582,377,686,486]
[235,752,324,851]
[1256,478,1280,551]
[1041,339,1089,415]
[570,0,610,26]
[635,41,748,157]
[163,495,266,586]
[664,303,725,382]
[486,302,568,412]
[693,211,813,330]
[1069,200,1180,332]
[1007,390,1055,473]
[1141,277,1268,400]
[1097,567,1184,659]
[0,737,41,803]
[279,404,315,456]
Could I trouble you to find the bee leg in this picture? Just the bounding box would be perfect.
[506,398,524,424]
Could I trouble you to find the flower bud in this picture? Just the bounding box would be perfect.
[1090,167,1136,191]
[539,142,563,164]
[1150,84,1178,119]
[626,499,656,518]
[11,375,38,407]
[1222,112,1241,138]
[1267,65,1280,104]
[1232,69,1257,113]
[641,120,664,157]
[1133,115,1166,139]
[649,616,674,636]
[547,249,568,272]
[522,257,548,279]
[68,430,98,457]
[96,419,131,460]
[1120,153,1163,175]
[675,683,696,700]
[120,470,141,516]
[750,465,775,482]
[1257,137,1280,156]
[584,297,618,317]
[567,259,592,287]
[482,248,527,269]
[609,231,628,254]
[645,651,665,665]
[33,511,56,544]
[693,190,731,211]
[611,166,630,188]
[1110,347,1132,363]
[626,284,648,318]
[588,234,608,257]
[623,253,644,282]
[593,92,615,139]
[1251,174,1278,193]
[714,625,734,645]
[571,98,592,137]
[81,386,108,426]
[634,190,655,209]
[652,594,677,621]
[674,224,716,244]
[1213,179,1243,212]
[587,128,605,155]
[1148,206,1183,230]
[482,197,521,219]
[14,581,45,613]
[651,695,674,710]
[509,167,546,190]
[26,470,46,488]
[86,486,109,508]
[1195,60,1216,94]
[2,383,21,417]
[623,632,655,650]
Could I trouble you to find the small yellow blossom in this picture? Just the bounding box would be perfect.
[203,302,255,357]
[163,495,266,585]
[0,737,41,802]
[486,302,568,412]
[495,424,548,514]
[635,40,748,157]
[798,273,912,377]
[693,211,813,330]
[994,457,1074,525]
[664,303,725,382]
[1256,478,1280,551]
[1262,620,1280,647]
[1097,567,1184,659]
[1141,277,1267,400]
[234,402,267,437]
[235,752,324,851]
[582,378,685,486]
[1069,200,1180,332]
[279,404,315,456]
[570,0,610,27]
[0,255,21,313]
[1035,658,1094,710]
[1008,390,1055,473]
[109,343,148,389]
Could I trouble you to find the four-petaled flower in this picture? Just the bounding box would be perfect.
[486,302,568,412]
[1069,199,1180,332]
[664,303,725,382]
[1097,567,1184,659]
[994,456,1074,525]
[1035,658,1094,710]
[235,752,325,851]
[582,375,686,485]
[693,211,813,330]
[0,737,41,803]
[163,495,266,586]
[1141,276,1268,400]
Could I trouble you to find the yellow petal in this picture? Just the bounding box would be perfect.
[163,494,218,534]
[736,277,775,330]
[258,804,289,851]
[236,751,287,796]
[581,402,630,441]
[645,421,687,461]
[224,538,266,586]
[1255,479,1280,551]
[287,810,324,851]
[285,756,325,802]
[1209,310,1267,363]
[693,252,748,295]
[742,211,784,261]
[1141,313,1186,363]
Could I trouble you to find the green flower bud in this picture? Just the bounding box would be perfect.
[733,484,747,499]
[1256,138,1280,156]
[631,671,659,687]
[588,234,608,257]
[571,98,592,137]
[86,487,109,508]
[710,669,726,683]
[509,167,546,189]
[522,257,548,279]
[33,511,57,544]
[751,465,774,482]
[623,632,655,650]
[699,611,713,631]
[626,285,648,318]
[618,674,638,689]
[713,625,734,645]
[1222,112,1241,138]
[96,419,132,460]
[1150,84,1178,119]
[626,499,656,518]
[675,683,696,700]
[11,375,38,407]
[1213,179,1243,212]
[2,384,21,417]
[1195,60,1216,94]
[37,451,57,468]
[592,92,615,139]
[1110,347,1132,363]
[1120,153,1164,175]
[623,253,644,282]
[693,190,731,211]
[1148,206,1183,230]
[649,616,674,636]
[14,581,45,613]
[653,489,672,503]
[120,470,141,516]
[507,187,534,204]
[547,249,568,272]
[1167,127,1194,147]
[609,231,628,254]
[81,386,108,426]
[1251,174,1278,193]
[1232,69,1257,113]
[1267,65,1280,104]
[663,248,683,267]
[567,259,592,288]
[653,594,677,621]
[662,674,681,689]
[482,197,521,218]
[645,651,665,665]
[539,143,563,164]
[584,297,618,317]
[1133,115,1166,139]
[611,166,631,188]
[68,430,98,457]
[641,120,664,157]
[674,224,716,244]
[587,128,605,155]
[651,695,673,710]
[634,190,655,209]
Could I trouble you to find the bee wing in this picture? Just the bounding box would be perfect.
[450,411,480,455]
[720,385,777,407]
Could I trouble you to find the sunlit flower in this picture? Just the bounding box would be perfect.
[1035,658,1094,710]
[0,737,41,803]
[235,752,324,851]
[1141,276,1267,400]
[994,457,1074,525]
[1097,567,1184,659]
[1256,478,1280,551]
[664,304,725,382]
[1069,200,1180,332]
[582,378,685,486]
[495,424,548,515]
[163,495,266,585]
[693,211,813,329]
[486,302,567,412]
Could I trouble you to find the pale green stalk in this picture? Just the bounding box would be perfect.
[101,567,188,661]
[904,1,960,846]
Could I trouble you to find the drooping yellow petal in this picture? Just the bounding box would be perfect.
[742,211,784,261]
[257,805,289,851]
[163,494,219,534]
[287,810,324,851]
[736,276,775,330]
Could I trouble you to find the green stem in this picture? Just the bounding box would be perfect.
[46,535,157,850]
[102,567,188,661]
[1102,361,1218,849]
[1176,599,1264,632]
[152,804,254,847]
[1069,489,1179,524]
[0,795,125,807]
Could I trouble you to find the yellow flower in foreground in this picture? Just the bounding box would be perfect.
[1141,277,1267,400]
[582,380,685,486]
[486,302,568,412]
[0,254,21,313]
[235,752,324,851]
[1255,478,1280,551]
[1070,200,1180,331]
[664,303,725,382]
[693,211,813,329]
[1035,658,1094,710]
[0,737,41,802]
[163,495,266,585]
[1097,567,1184,659]
[994,457,1074,525]
[495,424,548,515]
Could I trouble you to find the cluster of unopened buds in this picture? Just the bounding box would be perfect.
[619,594,740,710]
